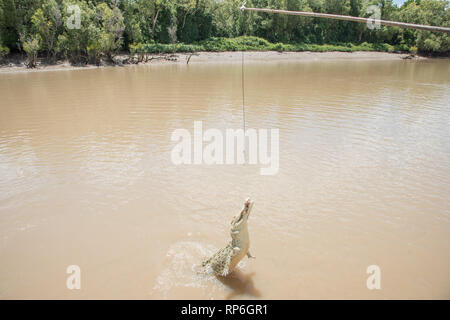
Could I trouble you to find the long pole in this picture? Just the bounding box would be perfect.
[240,6,450,34]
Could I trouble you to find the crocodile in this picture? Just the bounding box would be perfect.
[201,198,255,276]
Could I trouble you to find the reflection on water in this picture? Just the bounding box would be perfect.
[0,58,449,299]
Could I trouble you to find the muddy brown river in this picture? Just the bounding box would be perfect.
[0,57,449,299]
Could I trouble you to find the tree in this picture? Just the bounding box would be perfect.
[176,0,214,42]
[21,34,40,67]
[57,0,100,63]
[212,0,244,37]
[31,0,62,60]
[136,0,176,42]
[0,0,44,50]
[399,0,449,52]
[0,21,9,61]
[120,0,143,47]
[167,23,177,52]
[96,2,125,60]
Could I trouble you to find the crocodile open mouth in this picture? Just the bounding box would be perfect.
[234,199,252,225]
[245,199,252,216]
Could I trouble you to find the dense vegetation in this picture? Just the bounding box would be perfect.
[0,0,448,66]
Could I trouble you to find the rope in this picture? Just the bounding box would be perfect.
[241,4,246,160]
[242,50,245,136]
[240,7,450,34]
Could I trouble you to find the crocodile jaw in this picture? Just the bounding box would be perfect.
[231,198,253,232]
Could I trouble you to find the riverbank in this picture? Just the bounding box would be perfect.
[0,51,428,74]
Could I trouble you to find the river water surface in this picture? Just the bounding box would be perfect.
[0,57,449,299]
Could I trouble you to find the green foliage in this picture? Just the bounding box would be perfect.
[120,0,143,46]
[95,3,125,59]
[398,0,449,53]
[0,0,448,62]
[54,1,125,64]
[0,0,44,49]
[31,0,62,60]
[0,7,7,62]
[198,36,272,51]
[0,45,9,61]
[409,45,418,54]
[133,36,407,54]
[129,42,149,62]
[21,35,40,67]
[56,1,99,63]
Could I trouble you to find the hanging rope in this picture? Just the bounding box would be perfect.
[242,50,245,136]
[241,3,247,160]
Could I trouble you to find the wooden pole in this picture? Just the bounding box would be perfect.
[240,7,450,34]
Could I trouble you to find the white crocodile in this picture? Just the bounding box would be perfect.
[201,198,255,276]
